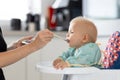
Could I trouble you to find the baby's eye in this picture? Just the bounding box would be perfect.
[70,31,74,34]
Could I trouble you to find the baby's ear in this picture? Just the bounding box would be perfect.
[82,34,89,43]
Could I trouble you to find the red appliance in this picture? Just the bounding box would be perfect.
[48,6,57,30]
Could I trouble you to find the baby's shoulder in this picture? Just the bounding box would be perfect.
[83,43,99,48]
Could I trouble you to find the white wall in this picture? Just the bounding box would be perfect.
[41,0,54,17]
[83,0,118,18]
[90,19,120,36]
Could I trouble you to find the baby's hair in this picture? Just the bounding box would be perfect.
[70,16,97,43]
[70,16,94,26]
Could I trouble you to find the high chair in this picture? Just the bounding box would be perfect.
[36,61,120,80]
[36,31,120,80]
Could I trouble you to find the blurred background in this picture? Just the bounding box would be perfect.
[0,0,120,80]
[0,0,120,35]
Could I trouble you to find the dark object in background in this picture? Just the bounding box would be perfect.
[26,13,40,31]
[48,0,83,31]
[25,13,34,31]
[68,0,83,20]
[55,8,70,31]
[34,14,40,31]
[26,13,34,23]
[11,18,21,30]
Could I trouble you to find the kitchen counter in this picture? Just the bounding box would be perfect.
[2,30,67,37]
[2,30,110,38]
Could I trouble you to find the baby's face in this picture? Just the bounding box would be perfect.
[66,23,84,48]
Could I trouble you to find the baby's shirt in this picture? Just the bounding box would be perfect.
[59,43,101,67]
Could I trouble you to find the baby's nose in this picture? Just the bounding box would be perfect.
[66,33,69,37]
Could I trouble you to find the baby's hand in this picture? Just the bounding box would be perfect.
[53,58,62,67]
[54,61,69,70]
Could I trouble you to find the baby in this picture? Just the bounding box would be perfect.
[53,16,101,70]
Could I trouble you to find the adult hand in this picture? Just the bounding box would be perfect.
[8,36,34,50]
[32,29,54,49]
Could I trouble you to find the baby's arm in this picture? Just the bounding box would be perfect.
[53,48,75,69]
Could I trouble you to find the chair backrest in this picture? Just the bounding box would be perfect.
[103,31,120,69]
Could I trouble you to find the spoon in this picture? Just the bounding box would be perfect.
[22,34,67,45]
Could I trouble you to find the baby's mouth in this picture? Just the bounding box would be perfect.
[65,39,70,43]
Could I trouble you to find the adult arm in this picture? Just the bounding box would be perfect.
[0,29,53,68]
